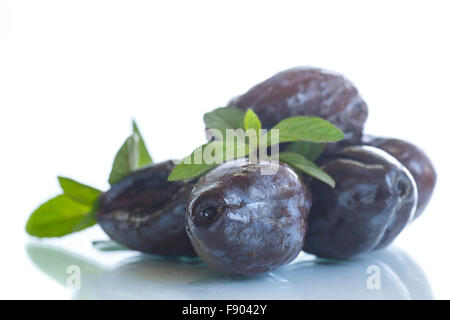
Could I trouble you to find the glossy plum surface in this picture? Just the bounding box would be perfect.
[304,146,417,259]
[228,67,368,149]
[363,136,436,219]
[187,159,311,276]
[97,160,197,257]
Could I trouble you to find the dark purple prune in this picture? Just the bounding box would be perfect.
[96,160,197,257]
[228,67,368,148]
[186,159,311,276]
[304,146,417,259]
[363,136,436,219]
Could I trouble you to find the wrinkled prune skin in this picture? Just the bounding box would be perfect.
[96,160,197,257]
[304,146,417,259]
[228,67,368,148]
[187,159,311,276]
[363,136,436,219]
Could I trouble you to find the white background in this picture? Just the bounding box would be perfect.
[0,0,449,299]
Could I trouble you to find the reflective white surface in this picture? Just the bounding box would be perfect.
[25,241,433,300]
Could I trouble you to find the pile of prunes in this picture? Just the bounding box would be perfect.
[28,67,437,276]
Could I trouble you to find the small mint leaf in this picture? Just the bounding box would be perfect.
[244,108,262,132]
[168,140,250,181]
[204,107,245,138]
[264,116,345,146]
[25,195,94,237]
[132,120,153,166]
[283,141,325,161]
[108,133,140,185]
[92,240,128,252]
[72,198,100,232]
[279,152,335,188]
[57,177,102,205]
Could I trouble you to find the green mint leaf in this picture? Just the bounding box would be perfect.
[279,152,335,188]
[92,240,128,251]
[26,195,95,237]
[168,143,216,181]
[57,177,102,205]
[168,162,216,182]
[203,107,245,137]
[108,133,140,185]
[132,120,153,166]
[243,108,262,133]
[283,141,325,162]
[264,116,345,146]
[168,140,250,181]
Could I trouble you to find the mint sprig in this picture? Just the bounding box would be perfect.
[172,108,343,185]
[202,107,339,159]
[278,152,335,187]
[26,120,153,238]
